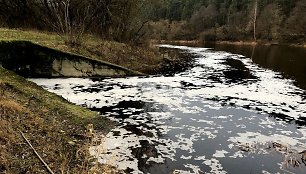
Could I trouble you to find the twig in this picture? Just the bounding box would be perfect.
[20,131,55,174]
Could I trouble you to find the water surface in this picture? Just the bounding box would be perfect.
[203,43,306,90]
[30,45,306,174]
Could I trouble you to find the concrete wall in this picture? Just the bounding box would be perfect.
[0,41,142,78]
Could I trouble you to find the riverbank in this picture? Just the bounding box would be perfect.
[0,28,187,173]
[0,28,158,173]
[0,28,163,74]
[0,67,116,173]
[215,40,306,48]
[155,39,306,48]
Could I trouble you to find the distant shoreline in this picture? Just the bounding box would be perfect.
[155,40,306,48]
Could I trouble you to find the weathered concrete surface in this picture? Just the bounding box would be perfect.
[0,40,142,77]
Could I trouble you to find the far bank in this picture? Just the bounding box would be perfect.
[155,39,306,48]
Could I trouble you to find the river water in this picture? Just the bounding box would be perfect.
[30,45,306,174]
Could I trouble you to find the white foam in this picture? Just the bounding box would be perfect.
[213,150,229,158]
[29,44,306,173]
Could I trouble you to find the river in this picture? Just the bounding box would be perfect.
[30,44,306,174]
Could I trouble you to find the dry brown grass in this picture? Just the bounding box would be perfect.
[0,99,28,113]
[0,120,18,174]
[79,41,162,74]
[0,68,115,174]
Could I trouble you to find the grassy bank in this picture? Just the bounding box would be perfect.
[0,28,163,74]
[0,28,166,173]
[0,67,114,173]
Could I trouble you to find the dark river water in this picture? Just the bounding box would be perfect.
[203,43,306,90]
[30,44,306,174]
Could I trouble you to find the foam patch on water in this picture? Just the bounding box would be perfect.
[213,150,229,158]
[203,158,227,174]
[89,128,142,173]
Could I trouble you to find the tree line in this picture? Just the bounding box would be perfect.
[0,0,155,45]
[0,0,305,44]
[145,0,306,43]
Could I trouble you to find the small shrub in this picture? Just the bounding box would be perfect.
[199,30,216,42]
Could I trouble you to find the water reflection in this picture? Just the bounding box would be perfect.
[204,43,306,90]
[223,58,258,83]
[159,47,197,75]
[90,100,158,119]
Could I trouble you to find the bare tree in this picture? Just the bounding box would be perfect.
[257,3,283,41]
[42,0,95,47]
[285,0,306,43]
[253,0,258,41]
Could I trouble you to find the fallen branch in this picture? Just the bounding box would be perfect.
[20,131,55,174]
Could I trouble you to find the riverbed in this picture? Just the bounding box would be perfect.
[30,45,306,174]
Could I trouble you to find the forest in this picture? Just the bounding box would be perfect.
[146,0,306,43]
[0,0,305,45]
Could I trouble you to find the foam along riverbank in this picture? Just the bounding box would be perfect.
[30,45,306,173]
